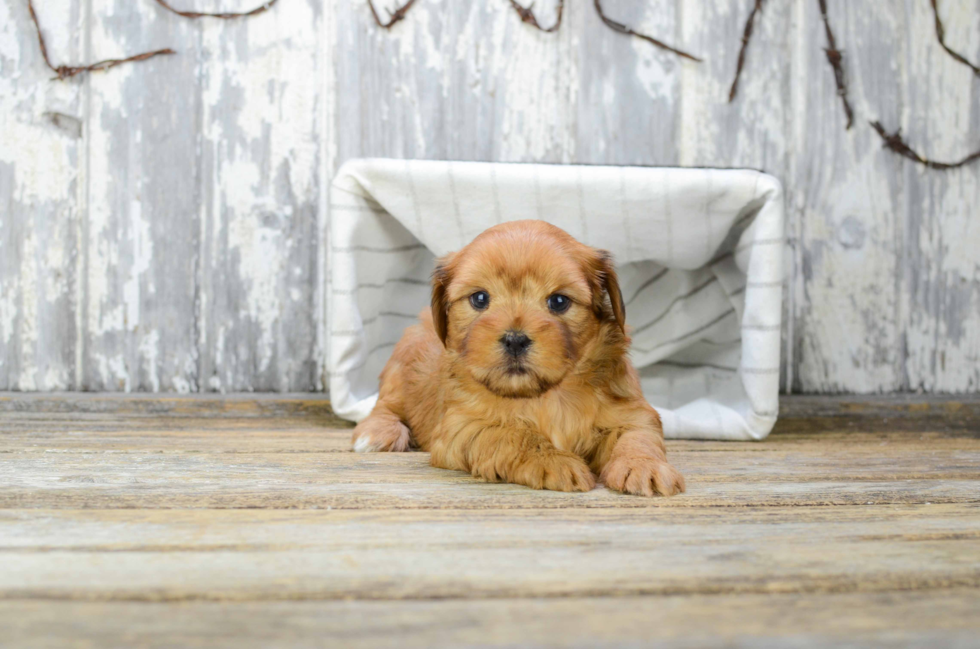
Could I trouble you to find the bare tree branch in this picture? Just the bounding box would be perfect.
[729,0,764,102]
[151,0,279,20]
[930,0,980,76]
[508,0,564,33]
[816,0,854,129]
[871,121,980,170]
[367,0,417,29]
[594,0,702,62]
[28,0,174,81]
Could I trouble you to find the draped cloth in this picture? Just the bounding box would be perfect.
[329,160,784,440]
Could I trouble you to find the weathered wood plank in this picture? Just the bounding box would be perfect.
[773,393,980,433]
[2,505,979,601]
[80,0,200,391]
[333,0,576,165]
[2,445,977,482]
[676,0,795,390]
[196,0,322,393]
[5,1,980,394]
[902,0,980,391]
[791,0,908,392]
[0,392,341,418]
[679,0,792,171]
[1,441,976,509]
[3,590,979,649]
[1,395,978,644]
[5,504,978,548]
[1,395,978,457]
[7,479,973,510]
[0,0,82,391]
[3,391,977,418]
[573,0,682,165]
[3,426,978,453]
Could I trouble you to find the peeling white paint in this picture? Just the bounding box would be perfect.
[15,228,38,391]
[631,2,678,104]
[0,0,80,391]
[41,365,69,391]
[0,1,22,64]
[225,191,283,374]
[139,328,160,392]
[3,0,980,394]
[496,7,572,161]
[96,354,130,392]
[172,375,192,394]
[0,284,15,347]
[123,195,152,331]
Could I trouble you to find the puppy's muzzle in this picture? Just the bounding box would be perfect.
[501,330,532,358]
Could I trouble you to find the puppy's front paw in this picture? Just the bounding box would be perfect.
[514,453,596,492]
[600,455,685,497]
[352,416,412,453]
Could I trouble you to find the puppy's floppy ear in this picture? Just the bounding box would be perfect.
[431,253,456,346]
[589,249,626,333]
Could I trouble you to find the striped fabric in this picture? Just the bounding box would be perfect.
[329,160,784,441]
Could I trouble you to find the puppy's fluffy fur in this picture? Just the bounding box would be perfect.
[352,220,684,497]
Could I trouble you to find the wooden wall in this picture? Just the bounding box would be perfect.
[2,0,978,394]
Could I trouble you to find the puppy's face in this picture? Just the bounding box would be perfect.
[432,221,625,399]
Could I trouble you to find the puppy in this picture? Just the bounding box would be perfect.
[351,220,684,497]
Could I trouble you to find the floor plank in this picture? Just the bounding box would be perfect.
[2,424,978,453]
[2,505,979,601]
[3,392,978,432]
[0,394,343,421]
[2,591,979,649]
[2,442,977,509]
[3,480,976,510]
[1,394,979,647]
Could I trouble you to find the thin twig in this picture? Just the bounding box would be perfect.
[594,0,702,62]
[367,0,417,29]
[28,0,174,81]
[871,121,980,170]
[508,0,564,33]
[152,0,279,19]
[929,0,980,76]
[729,0,764,102]
[816,0,854,129]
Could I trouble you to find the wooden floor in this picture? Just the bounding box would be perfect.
[1,394,979,648]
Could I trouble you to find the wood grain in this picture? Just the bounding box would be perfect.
[1,0,324,394]
[903,0,980,391]
[3,443,979,481]
[3,590,979,649]
[0,0,82,391]
[1,407,978,511]
[573,0,683,165]
[196,0,322,393]
[0,391,341,417]
[791,0,907,392]
[3,2,978,393]
[3,424,978,453]
[1,394,979,646]
[80,0,199,392]
[3,505,980,601]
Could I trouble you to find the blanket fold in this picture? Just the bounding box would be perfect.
[329,160,784,441]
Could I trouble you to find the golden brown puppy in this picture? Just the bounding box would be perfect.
[351,220,685,497]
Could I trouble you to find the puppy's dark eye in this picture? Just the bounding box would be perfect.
[547,294,571,314]
[469,291,490,311]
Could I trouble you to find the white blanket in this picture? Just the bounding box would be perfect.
[329,160,784,441]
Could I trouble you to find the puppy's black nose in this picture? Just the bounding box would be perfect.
[501,331,532,357]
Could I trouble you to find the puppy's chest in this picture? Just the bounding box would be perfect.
[493,393,600,452]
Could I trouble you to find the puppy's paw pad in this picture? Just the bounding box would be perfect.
[601,456,685,497]
[520,454,596,492]
[351,418,412,453]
